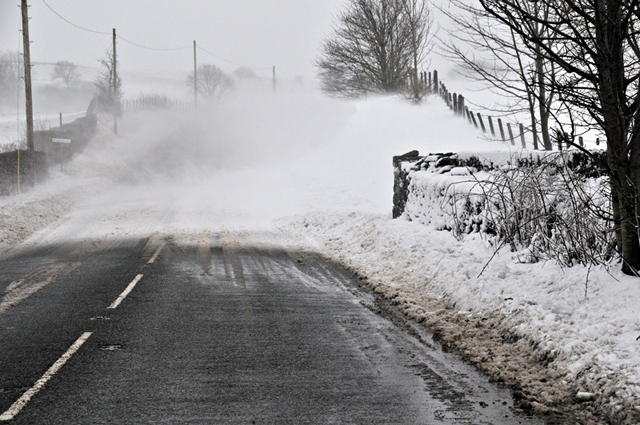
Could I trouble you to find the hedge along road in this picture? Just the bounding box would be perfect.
[0,232,554,424]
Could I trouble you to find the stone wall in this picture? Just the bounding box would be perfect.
[34,114,98,166]
[393,150,607,223]
[0,114,97,196]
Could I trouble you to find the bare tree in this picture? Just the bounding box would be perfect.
[317,0,432,97]
[188,64,234,100]
[401,0,434,101]
[439,0,556,150]
[89,48,122,115]
[479,0,640,276]
[51,60,80,88]
[0,51,23,111]
[233,67,258,81]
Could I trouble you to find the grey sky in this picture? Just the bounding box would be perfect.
[0,0,345,80]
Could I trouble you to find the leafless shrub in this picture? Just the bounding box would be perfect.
[449,154,616,268]
[90,48,122,116]
[0,142,24,154]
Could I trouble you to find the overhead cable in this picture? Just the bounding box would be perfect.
[117,35,190,52]
[42,0,190,51]
[41,0,111,35]
[41,0,271,70]
[196,45,271,70]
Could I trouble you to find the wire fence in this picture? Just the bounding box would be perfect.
[427,69,604,151]
[122,96,193,112]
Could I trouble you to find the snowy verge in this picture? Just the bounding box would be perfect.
[280,212,640,424]
[0,115,115,257]
[0,176,85,257]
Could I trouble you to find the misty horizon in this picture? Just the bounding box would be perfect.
[0,0,345,80]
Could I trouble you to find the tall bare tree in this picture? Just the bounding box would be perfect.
[479,0,640,275]
[401,0,434,100]
[0,51,23,111]
[188,64,234,100]
[51,60,80,88]
[90,48,122,116]
[317,0,432,97]
[440,0,556,150]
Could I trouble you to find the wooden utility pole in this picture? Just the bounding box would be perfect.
[112,28,118,135]
[21,0,34,154]
[193,40,198,109]
[272,66,276,93]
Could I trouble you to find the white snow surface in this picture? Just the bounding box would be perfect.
[1,90,638,423]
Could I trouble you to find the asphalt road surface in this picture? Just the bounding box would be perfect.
[0,233,550,424]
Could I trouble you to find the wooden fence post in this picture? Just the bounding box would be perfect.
[470,111,479,128]
[519,123,526,148]
[507,122,515,145]
[433,70,438,94]
[488,116,496,136]
[498,118,506,141]
[579,136,584,147]
[458,95,465,117]
[477,113,486,133]
[453,94,458,114]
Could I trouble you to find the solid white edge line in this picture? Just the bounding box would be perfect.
[0,332,93,422]
[148,242,166,264]
[108,274,143,309]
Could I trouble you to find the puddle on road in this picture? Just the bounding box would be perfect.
[99,344,123,352]
[89,316,112,321]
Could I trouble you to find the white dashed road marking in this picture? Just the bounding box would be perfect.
[0,332,93,422]
[108,274,144,309]
[148,242,166,264]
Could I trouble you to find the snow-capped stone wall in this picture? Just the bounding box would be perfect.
[393,151,488,235]
[393,149,608,239]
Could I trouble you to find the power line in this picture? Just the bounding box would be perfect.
[0,60,95,69]
[196,45,271,70]
[42,0,190,52]
[41,0,111,35]
[117,35,190,52]
[41,0,272,71]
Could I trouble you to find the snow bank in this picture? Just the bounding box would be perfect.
[282,211,640,422]
[279,145,636,422]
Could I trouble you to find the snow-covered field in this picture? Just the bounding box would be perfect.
[0,89,637,424]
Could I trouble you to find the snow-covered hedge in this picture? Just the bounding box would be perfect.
[395,150,615,267]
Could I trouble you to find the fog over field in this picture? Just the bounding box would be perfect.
[49,87,493,238]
